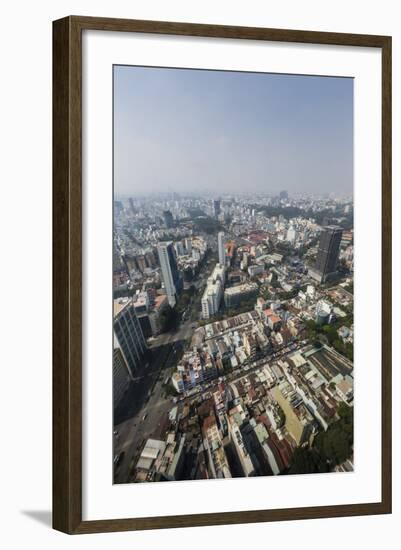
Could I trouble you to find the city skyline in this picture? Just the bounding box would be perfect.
[114,65,353,197]
[112,65,354,485]
[113,191,354,483]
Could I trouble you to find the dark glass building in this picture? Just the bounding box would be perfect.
[114,299,147,376]
[315,225,343,282]
[157,241,183,307]
[213,199,221,218]
[163,210,174,229]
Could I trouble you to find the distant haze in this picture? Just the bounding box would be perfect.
[114,66,353,197]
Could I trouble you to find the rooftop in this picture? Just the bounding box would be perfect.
[269,315,281,324]
[224,282,258,296]
[114,297,131,317]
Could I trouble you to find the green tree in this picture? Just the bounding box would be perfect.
[288,447,329,475]
[289,404,353,474]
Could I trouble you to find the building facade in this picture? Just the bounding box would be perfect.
[224,282,258,309]
[163,210,174,229]
[157,241,183,307]
[218,231,226,266]
[201,263,225,319]
[213,199,221,219]
[314,225,343,283]
[114,299,147,376]
[113,347,132,407]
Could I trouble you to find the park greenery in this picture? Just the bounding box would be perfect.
[187,208,224,235]
[288,403,353,474]
[305,316,353,361]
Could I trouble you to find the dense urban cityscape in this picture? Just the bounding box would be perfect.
[112,191,354,483]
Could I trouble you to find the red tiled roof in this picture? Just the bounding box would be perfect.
[269,315,281,324]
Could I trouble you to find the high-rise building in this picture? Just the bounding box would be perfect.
[279,190,288,200]
[163,210,174,229]
[157,241,182,307]
[218,231,226,266]
[128,197,136,214]
[114,299,147,376]
[213,199,221,219]
[113,347,132,407]
[201,263,225,319]
[314,225,343,283]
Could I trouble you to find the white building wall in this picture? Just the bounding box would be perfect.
[218,231,226,266]
[157,242,177,307]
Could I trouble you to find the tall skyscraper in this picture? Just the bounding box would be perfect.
[163,210,174,229]
[218,231,226,266]
[128,197,136,214]
[314,225,343,283]
[213,199,221,219]
[157,241,182,307]
[114,299,147,376]
[279,190,288,200]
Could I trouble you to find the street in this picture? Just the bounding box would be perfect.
[113,340,182,483]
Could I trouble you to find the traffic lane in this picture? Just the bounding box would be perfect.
[114,343,182,482]
[114,390,173,483]
[114,343,172,425]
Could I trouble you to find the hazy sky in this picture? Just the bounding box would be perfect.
[114,65,353,197]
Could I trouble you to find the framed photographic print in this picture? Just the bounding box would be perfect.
[53,16,392,534]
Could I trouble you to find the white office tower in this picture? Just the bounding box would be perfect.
[157,241,181,307]
[201,279,223,319]
[286,225,297,243]
[201,263,225,319]
[218,231,226,266]
[211,262,225,284]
